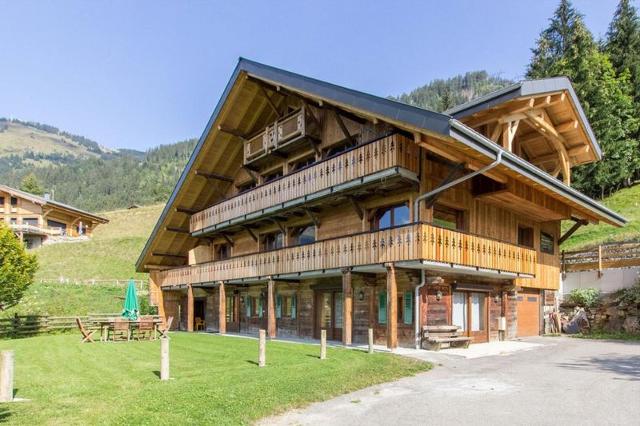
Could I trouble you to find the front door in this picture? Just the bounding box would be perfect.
[452,291,488,343]
[315,291,343,341]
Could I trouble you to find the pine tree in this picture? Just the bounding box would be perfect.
[527,0,639,197]
[20,173,44,196]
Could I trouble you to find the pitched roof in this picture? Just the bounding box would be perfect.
[0,184,108,223]
[136,58,626,272]
[445,77,602,159]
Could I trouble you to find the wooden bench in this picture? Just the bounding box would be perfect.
[422,325,472,351]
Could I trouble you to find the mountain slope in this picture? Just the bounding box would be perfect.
[561,184,640,251]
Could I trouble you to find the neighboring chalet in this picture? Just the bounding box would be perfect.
[0,185,108,249]
[138,59,625,348]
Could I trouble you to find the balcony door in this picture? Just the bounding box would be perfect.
[314,290,343,341]
[452,291,488,343]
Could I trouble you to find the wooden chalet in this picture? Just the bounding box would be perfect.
[0,185,108,249]
[137,59,625,348]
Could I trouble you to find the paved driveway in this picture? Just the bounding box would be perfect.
[260,337,640,426]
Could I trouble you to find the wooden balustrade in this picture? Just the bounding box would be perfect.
[191,133,420,234]
[562,241,640,273]
[158,223,537,287]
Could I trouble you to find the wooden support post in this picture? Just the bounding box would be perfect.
[342,268,352,346]
[385,263,398,350]
[598,245,603,278]
[219,281,226,334]
[267,279,276,338]
[258,329,266,367]
[187,284,194,332]
[160,337,169,381]
[0,350,14,402]
[368,328,374,354]
[320,329,327,360]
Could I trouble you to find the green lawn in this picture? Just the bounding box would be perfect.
[0,333,430,425]
[561,184,640,251]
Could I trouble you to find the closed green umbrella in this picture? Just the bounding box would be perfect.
[121,279,139,320]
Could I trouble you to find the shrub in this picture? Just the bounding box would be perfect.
[568,287,600,308]
[0,223,38,311]
[620,280,640,306]
[139,296,158,315]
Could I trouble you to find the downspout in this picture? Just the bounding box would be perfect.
[415,269,426,349]
[413,150,503,221]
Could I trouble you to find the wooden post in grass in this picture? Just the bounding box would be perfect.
[368,328,374,354]
[160,337,169,381]
[0,350,14,402]
[259,329,266,367]
[320,329,327,360]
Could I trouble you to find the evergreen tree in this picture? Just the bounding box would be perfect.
[527,0,639,197]
[20,173,44,196]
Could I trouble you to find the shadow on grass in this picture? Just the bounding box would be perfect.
[152,370,161,378]
[245,360,259,366]
[0,406,11,423]
[557,354,640,381]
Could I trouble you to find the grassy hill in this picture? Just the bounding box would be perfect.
[34,203,163,281]
[561,184,640,251]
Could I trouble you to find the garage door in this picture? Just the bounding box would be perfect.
[517,289,540,337]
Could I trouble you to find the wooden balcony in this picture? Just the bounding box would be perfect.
[157,223,537,287]
[244,107,312,165]
[191,134,420,235]
[10,223,63,236]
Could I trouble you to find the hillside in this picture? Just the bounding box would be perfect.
[34,203,163,281]
[561,184,640,251]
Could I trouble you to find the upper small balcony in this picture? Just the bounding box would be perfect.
[244,107,317,166]
[191,134,420,236]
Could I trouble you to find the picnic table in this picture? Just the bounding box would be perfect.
[98,318,163,342]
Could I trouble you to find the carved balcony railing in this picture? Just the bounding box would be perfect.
[191,133,420,235]
[157,223,537,287]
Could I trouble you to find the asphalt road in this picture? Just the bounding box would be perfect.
[260,337,640,426]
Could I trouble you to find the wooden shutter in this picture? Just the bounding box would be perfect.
[403,292,413,324]
[378,291,387,324]
[291,295,297,319]
[276,295,282,319]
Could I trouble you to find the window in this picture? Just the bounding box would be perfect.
[262,232,284,251]
[216,243,231,260]
[276,294,297,319]
[518,226,534,248]
[540,232,554,254]
[402,292,413,325]
[23,218,38,226]
[290,225,316,245]
[237,181,256,194]
[433,205,465,231]
[245,295,264,318]
[291,156,316,171]
[0,197,4,205]
[263,169,282,183]
[378,291,387,324]
[225,295,236,322]
[372,203,410,230]
[9,218,17,224]
[10,197,17,206]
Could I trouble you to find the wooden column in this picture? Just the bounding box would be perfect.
[218,281,226,334]
[187,284,194,332]
[267,279,276,338]
[342,268,353,346]
[385,263,398,349]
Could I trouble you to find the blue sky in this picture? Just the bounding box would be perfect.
[0,1,625,151]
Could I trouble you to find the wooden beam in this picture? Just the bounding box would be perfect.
[242,166,260,182]
[221,233,234,247]
[425,162,465,208]
[385,263,398,350]
[333,109,355,146]
[217,125,247,140]
[501,120,520,152]
[558,219,588,245]
[490,122,503,142]
[347,196,364,220]
[258,84,281,117]
[531,145,590,165]
[271,218,286,234]
[187,284,194,332]
[165,226,190,234]
[304,208,320,227]
[243,226,258,242]
[524,111,571,185]
[556,119,578,133]
[194,170,234,183]
[267,279,276,338]
[218,281,226,334]
[342,268,352,346]
[152,252,187,259]
[175,207,198,214]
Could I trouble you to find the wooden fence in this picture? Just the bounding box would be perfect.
[562,241,640,274]
[36,279,148,294]
[0,313,160,338]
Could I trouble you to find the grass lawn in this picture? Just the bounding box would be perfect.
[0,333,430,425]
[569,331,640,341]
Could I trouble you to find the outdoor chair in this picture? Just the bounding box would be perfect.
[136,316,155,341]
[157,316,173,339]
[75,317,95,343]
[110,318,130,342]
[195,317,206,331]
